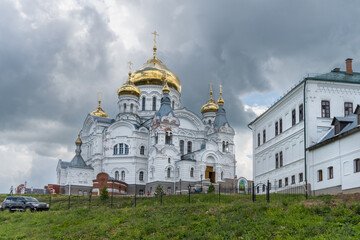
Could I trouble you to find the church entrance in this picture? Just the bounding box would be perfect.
[205,166,216,183]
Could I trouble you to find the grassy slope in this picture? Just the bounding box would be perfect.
[0,194,359,239]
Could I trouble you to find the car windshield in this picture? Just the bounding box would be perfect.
[25,197,39,203]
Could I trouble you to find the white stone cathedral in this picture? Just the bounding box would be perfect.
[57,40,236,195]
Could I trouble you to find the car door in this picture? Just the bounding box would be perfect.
[17,197,26,210]
[9,197,17,210]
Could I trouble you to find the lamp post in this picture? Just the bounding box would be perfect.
[200,174,203,193]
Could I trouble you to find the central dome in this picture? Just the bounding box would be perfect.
[131,57,181,92]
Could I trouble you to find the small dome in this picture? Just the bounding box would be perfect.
[201,84,218,114]
[75,133,82,145]
[217,85,225,106]
[117,72,141,98]
[131,47,181,92]
[90,97,109,118]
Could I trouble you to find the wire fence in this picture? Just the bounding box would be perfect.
[1,183,308,211]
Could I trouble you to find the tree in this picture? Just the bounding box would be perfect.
[154,184,164,197]
[208,183,215,194]
[100,186,109,200]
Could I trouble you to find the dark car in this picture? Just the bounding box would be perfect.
[0,196,50,212]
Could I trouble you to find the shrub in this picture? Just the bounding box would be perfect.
[100,186,109,200]
[208,184,215,194]
[154,185,164,197]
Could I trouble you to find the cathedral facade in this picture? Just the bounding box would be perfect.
[57,42,236,195]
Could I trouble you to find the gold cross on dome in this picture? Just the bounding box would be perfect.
[152,31,159,45]
[98,91,102,107]
[128,61,133,72]
[219,84,223,94]
[209,82,213,91]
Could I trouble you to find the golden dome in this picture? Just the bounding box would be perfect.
[117,72,141,98]
[75,133,82,145]
[131,47,181,92]
[90,93,109,118]
[217,84,225,106]
[201,83,219,114]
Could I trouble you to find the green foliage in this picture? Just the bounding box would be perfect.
[207,183,215,193]
[154,184,163,197]
[1,193,360,239]
[100,186,109,200]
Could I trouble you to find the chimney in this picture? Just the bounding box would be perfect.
[346,58,353,74]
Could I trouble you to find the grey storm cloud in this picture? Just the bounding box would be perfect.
[1,0,360,192]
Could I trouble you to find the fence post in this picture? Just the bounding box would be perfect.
[89,192,92,209]
[266,180,270,203]
[252,183,255,202]
[218,184,221,204]
[68,195,70,210]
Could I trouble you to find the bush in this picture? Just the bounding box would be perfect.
[154,185,164,197]
[208,184,215,194]
[100,186,109,200]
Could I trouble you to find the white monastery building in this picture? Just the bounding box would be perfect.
[56,37,236,195]
[249,58,360,195]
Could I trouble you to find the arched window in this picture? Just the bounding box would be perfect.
[172,101,174,110]
[152,96,157,111]
[113,144,118,155]
[142,96,146,111]
[222,141,226,152]
[114,144,129,155]
[225,142,229,152]
[165,131,172,145]
[123,103,127,112]
[121,171,125,181]
[168,158,171,163]
[208,119,211,124]
[190,168,194,177]
[140,146,145,155]
[130,103,134,113]
[155,134,158,144]
[167,167,171,178]
[180,140,184,155]
[115,171,119,181]
[139,171,144,181]
[221,171,223,180]
[187,141,192,154]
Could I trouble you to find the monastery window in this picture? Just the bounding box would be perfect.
[285,177,288,186]
[292,109,296,126]
[180,140,184,155]
[168,158,171,163]
[130,103,134,113]
[221,171,224,180]
[321,100,330,118]
[256,186,259,193]
[291,175,295,185]
[257,133,260,147]
[328,166,334,179]
[139,189,144,195]
[299,104,303,122]
[279,179,282,188]
[318,170,323,182]
[187,141,192,153]
[115,171,119,181]
[123,103,127,112]
[142,97,146,111]
[275,121,278,136]
[155,134,158,144]
[299,172,303,182]
[172,100,175,110]
[152,96,157,111]
[190,168,194,177]
[275,153,279,169]
[140,146,145,155]
[344,102,353,116]
[279,151,283,167]
[167,168,171,178]
[121,171,125,181]
[263,129,266,143]
[279,118,283,133]
[139,171,144,181]
[165,131,173,145]
[354,159,360,173]
[114,143,129,155]
[208,119,211,124]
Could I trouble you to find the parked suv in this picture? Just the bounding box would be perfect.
[0,196,50,212]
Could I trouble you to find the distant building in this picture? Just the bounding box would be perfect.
[249,59,360,195]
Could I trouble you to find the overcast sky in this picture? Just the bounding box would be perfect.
[1,0,360,193]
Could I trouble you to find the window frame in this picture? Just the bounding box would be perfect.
[152,96,157,111]
[139,171,144,181]
[279,179,282,188]
[299,172,303,182]
[275,153,279,169]
[279,118,283,133]
[142,96,146,111]
[180,140,184,155]
[285,177,288,186]
[292,109,296,126]
[299,104,303,122]
[187,141,192,154]
[279,151,283,167]
[257,133,260,147]
[140,146,145,155]
[355,159,360,173]
[275,121,278,136]
[291,175,295,185]
[263,129,266,144]
[318,170,323,182]
[328,166,334,179]
[321,100,330,118]
[344,102,353,117]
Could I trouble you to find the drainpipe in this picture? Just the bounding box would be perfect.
[303,80,308,198]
